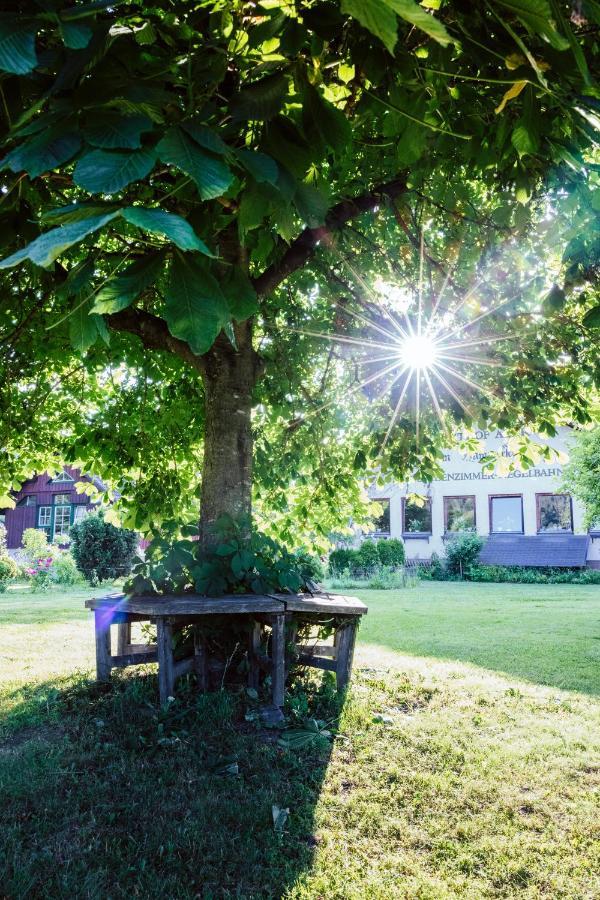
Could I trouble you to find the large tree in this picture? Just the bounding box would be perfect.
[0,0,599,547]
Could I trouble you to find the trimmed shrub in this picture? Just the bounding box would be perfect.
[377,538,405,567]
[356,540,380,570]
[70,513,138,585]
[445,533,484,578]
[468,564,600,585]
[328,547,356,576]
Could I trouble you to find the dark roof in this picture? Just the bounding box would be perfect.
[479,534,590,568]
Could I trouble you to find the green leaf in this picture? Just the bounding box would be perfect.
[1,129,81,178]
[134,21,156,44]
[83,113,154,150]
[60,0,117,20]
[0,23,37,74]
[42,202,119,225]
[238,182,270,237]
[542,284,565,314]
[73,148,157,194]
[383,0,453,45]
[164,254,229,355]
[59,21,93,49]
[0,213,118,270]
[491,0,570,50]
[511,122,537,155]
[294,182,330,226]
[341,0,399,53]
[222,268,259,321]
[583,306,600,329]
[181,121,229,156]
[121,207,213,255]
[230,72,289,121]
[237,149,279,185]
[69,298,104,353]
[156,128,233,200]
[301,83,352,154]
[57,259,96,300]
[91,253,164,314]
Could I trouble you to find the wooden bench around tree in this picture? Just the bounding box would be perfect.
[85,593,367,708]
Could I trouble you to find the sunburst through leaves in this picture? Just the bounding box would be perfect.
[290,232,535,455]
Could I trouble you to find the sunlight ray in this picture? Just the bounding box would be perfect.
[290,328,398,353]
[380,368,414,453]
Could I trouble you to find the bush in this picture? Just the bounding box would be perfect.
[356,539,380,570]
[51,551,83,586]
[376,538,405,567]
[0,525,18,592]
[429,551,445,580]
[328,547,355,576]
[444,533,484,578]
[22,528,56,567]
[467,564,600,585]
[126,516,321,596]
[70,513,138,585]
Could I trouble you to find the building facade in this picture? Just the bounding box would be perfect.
[0,467,99,549]
[367,427,600,569]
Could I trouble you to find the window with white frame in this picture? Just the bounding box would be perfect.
[51,471,74,483]
[53,505,72,539]
[38,506,52,536]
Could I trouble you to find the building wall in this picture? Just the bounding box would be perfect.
[0,467,98,549]
[367,427,599,567]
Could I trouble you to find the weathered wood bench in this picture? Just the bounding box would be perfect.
[85,592,367,708]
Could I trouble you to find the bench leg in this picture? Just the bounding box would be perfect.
[271,614,285,708]
[157,619,175,706]
[193,628,209,692]
[94,609,112,682]
[335,620,357,693]
[248,621,262,691]
[117,621,131,655]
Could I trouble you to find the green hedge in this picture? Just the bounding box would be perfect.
[329,539,405,576]
[467,565,600,585]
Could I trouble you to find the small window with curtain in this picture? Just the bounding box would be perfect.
[490,495,523,533]
[444,496,476,533]
[537,494,573,533]
[404,496,432,534]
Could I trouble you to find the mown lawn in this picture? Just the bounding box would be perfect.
[1,582,599,898]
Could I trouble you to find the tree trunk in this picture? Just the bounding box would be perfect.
[199,321,261,548]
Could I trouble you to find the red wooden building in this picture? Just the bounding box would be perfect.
[0,467,100,549]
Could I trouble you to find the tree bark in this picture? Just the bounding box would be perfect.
[199,321,261,548]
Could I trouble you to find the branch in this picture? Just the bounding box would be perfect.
[107,307,205,374]
[252,176,408,297]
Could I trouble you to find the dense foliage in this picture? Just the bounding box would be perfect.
[0,0,598,546]
[0,525,18,591]
[70,513,138,584]
[466,564,600,584]
[329,537,405,574]
[562,424,600,527]
[444,532,485,577]
[126,515,323,596]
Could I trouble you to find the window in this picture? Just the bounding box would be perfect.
[38,506,52,537]
[404,497,432,534]
[444,496,476,533]
[490,495,523,533]
[372,499,390,533]
[16,495,36,507]
[51,471,74,483]
[53,505,72,539]
[73,506,88,524]
[537,494,573,533]
[53,493,71,506]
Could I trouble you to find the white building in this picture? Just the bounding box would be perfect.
[367,427,600,569]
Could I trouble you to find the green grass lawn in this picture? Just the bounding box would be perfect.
[1,582,600,898]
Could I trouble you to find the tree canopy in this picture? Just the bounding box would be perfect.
[0,0,599,546]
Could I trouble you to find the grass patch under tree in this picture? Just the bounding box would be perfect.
[1,582,599,897]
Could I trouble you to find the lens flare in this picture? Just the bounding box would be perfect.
[398,333,438,371]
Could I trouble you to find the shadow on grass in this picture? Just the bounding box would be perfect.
[0,671,337,898]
